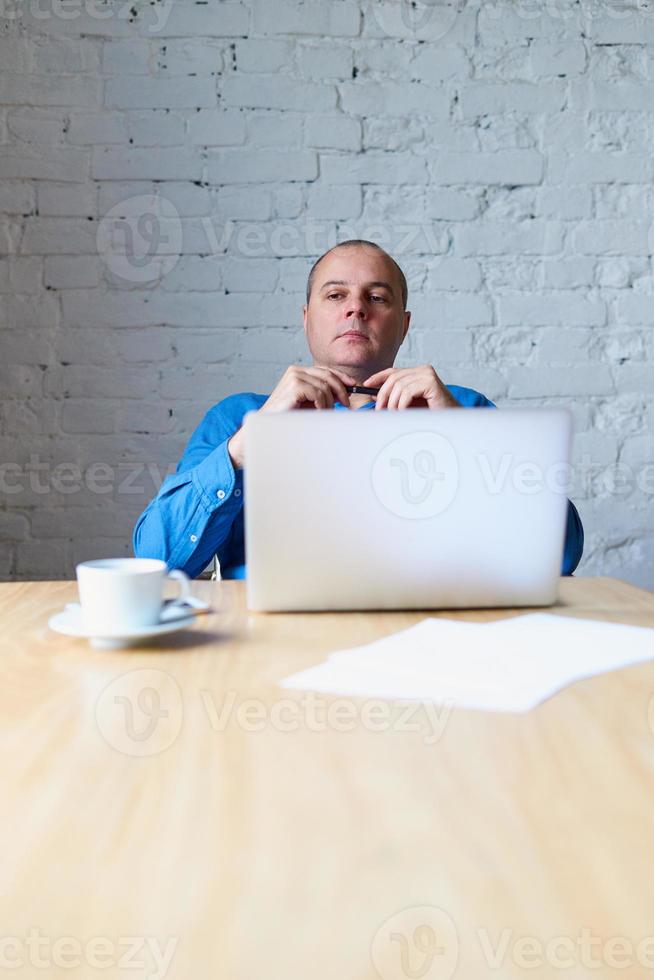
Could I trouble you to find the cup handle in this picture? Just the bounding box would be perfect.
[160,569,192,621]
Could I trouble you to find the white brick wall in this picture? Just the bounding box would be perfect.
[1,0,653,586]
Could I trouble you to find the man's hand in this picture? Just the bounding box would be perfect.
[227,365,357,469]
[261,365,357,413]
[363,365,460,411]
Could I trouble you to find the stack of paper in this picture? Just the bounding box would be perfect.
[281,614,654,712]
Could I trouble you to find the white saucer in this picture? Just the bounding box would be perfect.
[48,603,196,650]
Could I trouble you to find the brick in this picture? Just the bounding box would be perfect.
[543,258,595,289]
[61,400,116,434]
[363,116,426,152]
[217,187,273,220]
[425,189,481,220]
[68,112,127,145]
[588,81,654,112]
[306,115,361,151]
[21,218,98,255]
[234,39,292,73]
[6,108,67,144]
[102,40,152,75]
[247,113,304,148]
[571,221,651,256]
[0,73,101,107]
[365,1,474,44]
[160,256,223,292]
[0,365,43,398]
[37,183,96,217]
[0,294,60,329]
[33,37,101,73]
[125,111,186,147]
[477,6,583,42]
[410,293,492,329]
[320,152,428,184]
[61,289,261,328]
[140,1,250,38]
[306,184,362,219]
[297,44,353,80]
[340,81,449,117]
[432,150,544,185]
[0,183,35,215]
[45,256,101,289]
[413,328,473,365]
[105,76,216,109]
[118,401,175,434]
[0,258,42,294]
[154,39,224,75]
[0,38,33,71]
[221,75,337,112]
[411,45,471,84]
[273,186,303,218]
[92,147,202,180]
[461,82,567,116]
[0,328,50,362]
[549,152,651,184]
[188,109,246,146]
[508,366,614,398]
[222,258,278,293]
[455,221,564,256]
[16,541,70,582]
[252,0,360,37]
[530,41,587,77]
[538,186,592,219]
[206,149,317,183]
[616,294,654,326]
[0,147,88,182]
[428,258,482,292]
[498,293,606,327]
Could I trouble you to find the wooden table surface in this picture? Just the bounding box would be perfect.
[2,577,654,979]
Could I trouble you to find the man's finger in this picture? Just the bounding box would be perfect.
[363,368,395,386]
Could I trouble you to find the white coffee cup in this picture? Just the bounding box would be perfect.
[76,558,191,632]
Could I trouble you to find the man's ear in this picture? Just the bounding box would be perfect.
[401,310,411,342]
[302,305,308,335]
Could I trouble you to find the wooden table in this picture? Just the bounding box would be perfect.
[2,577,654,979]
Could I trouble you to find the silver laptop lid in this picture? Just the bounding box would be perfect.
[243,408,572,612]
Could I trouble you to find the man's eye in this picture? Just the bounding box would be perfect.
[327,293,344,300]
[371,295,388,303]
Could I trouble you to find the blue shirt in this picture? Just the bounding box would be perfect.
[133,385,584,580]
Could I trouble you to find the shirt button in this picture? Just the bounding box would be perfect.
[217,489,226,500]
[190,534,197,542]
[234,488,242,497]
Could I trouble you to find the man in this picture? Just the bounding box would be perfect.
[134,240,584,579]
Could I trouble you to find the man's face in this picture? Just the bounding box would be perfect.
[302,246,411,381]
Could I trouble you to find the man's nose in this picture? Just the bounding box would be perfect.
[345,295,367,319]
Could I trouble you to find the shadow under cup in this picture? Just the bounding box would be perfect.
[76,558,189,632]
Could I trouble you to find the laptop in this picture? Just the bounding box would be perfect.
[243,408,572,612]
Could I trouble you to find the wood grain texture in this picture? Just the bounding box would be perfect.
[1,577,654,979]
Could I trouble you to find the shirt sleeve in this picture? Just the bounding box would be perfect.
[133,399,248,579]
[561,500,584,576]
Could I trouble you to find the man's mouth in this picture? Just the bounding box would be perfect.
[339,330,368,340]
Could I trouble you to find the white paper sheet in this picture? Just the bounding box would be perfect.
[280,614,654,713]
